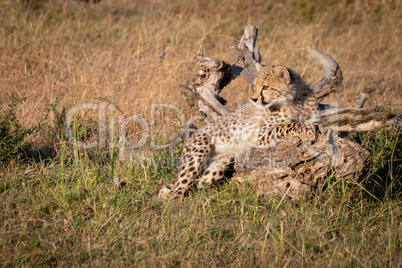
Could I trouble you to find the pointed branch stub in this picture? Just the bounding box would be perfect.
[307,45,344,100]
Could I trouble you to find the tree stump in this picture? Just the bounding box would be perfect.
[179,25,400,201]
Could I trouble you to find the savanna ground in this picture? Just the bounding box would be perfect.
[0,0,401,266]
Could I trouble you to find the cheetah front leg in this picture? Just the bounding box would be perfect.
[276,122,320,143]
[258,122,320,147]
[158,132,212,199]
[197,156,234,189]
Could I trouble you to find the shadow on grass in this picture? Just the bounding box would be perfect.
[350,126,401,201]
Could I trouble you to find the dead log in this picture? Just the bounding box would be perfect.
[320,105,398,132]
[179,25,400,201]
[229,25,261,91]
[180,46,239,118]
[233,128,372,201]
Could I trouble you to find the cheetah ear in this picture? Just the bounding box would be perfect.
[256,63,264,73]
[272,66,291,85]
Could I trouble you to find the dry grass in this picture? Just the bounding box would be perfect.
[0,0,401,266]
[1,0,401,132]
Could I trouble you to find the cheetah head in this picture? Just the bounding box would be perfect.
[251,64,297,109]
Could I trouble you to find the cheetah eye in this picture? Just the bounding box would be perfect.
[262,85,269,91]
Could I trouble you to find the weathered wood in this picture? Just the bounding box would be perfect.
[307,46,344,100]
[229,25,261,92]
[181,46,234,118]
[320,105,398,132]
[198,101,220,120]
[354,88,372,109]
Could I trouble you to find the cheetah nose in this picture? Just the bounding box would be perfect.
[251,98,258,103]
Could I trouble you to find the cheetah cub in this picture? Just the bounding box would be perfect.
[156,64,321,199]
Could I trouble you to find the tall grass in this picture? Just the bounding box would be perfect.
[0,0,401,266]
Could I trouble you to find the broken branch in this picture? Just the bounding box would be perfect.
[229,25,261,91]
[307,45,344,100]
